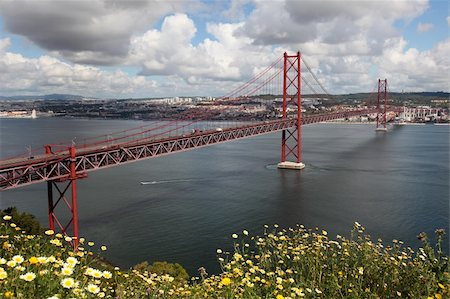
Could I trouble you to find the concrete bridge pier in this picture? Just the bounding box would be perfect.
[277,161,305,170]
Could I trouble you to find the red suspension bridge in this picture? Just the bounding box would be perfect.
[0,52,402,247]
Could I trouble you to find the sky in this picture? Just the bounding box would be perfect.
[0,0,448,98]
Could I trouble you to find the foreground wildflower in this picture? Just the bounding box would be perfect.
[221,277,232,286]
[28,256,38,264]
[19,272,36,282]
[61,267,73,276]
[86,283,100,294]
[66,256,78,267]
[0,269,7,279]
[61,277,76,289]
[102,270,112,279]
[12,255,24,264]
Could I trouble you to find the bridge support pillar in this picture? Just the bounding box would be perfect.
[46,146,83,249]
[278,52,305,170]
[376,79,388,132]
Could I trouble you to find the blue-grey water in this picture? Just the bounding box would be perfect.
[0,118,448,274]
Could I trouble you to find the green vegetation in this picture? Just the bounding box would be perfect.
[133,261,189,283]
[0,207,43,235]
[0,212,448,298]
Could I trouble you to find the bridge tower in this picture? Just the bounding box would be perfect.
[46,145,82,249]
[277,52,305,170]
[376,79,388,131]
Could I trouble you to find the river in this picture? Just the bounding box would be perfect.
[0,118,448,274]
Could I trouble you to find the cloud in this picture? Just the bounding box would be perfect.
[376,37,450,91]
[0,38,156,97]
[0,0,183,65]
[0,38,11,53]
[0,0,448,97]
[129,13,279,85]
[222,0,253,21]
[240,0,428,50]
[417,22,433,33]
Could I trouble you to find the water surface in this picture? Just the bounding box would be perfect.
[1,118,448,274]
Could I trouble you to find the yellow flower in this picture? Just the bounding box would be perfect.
[358,267,364,275]
[61,267,73,276]
[6,261,16,268]
[4,291,13,298]
[61,277,75,289]
[64,236,72,242]
[66,257,78,267]
[276,295,285,299]
[29,257,38,264]
[221,277,232,286]
[232,234,238,239]
[438,283,445,290]
[50,239,62,246]
[2,242,11,250]
[102,271,112,279]
[47,256,56,263]
[88,241,94,246]
[37,257,47,264]
[92,269,103,278]
[19,272,36,282]
[0,271,7,279]
[101,245,107,251]
[45,229,54,235]
[435,294,442,299]
[86,283,100,294]
[84,267,94,276]
[12,255,24,264]
[2,215,12,221]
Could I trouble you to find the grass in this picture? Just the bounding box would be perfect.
[0,215,448,298]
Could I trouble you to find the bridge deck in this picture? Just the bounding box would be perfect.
[0,108,395,190]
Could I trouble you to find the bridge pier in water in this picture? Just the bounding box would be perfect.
[277,51,305,170]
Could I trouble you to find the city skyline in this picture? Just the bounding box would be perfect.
[0,0,449,98]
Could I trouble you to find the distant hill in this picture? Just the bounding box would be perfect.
[0,94,88,101]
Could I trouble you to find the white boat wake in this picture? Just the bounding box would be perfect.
[140,178,204,185]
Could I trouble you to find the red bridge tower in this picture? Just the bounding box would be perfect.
[278,52,305,170]
[376,79,388,131]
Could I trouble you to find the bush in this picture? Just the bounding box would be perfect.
[1,207,42,234]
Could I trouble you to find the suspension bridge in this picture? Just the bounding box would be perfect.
[0,52,402,247]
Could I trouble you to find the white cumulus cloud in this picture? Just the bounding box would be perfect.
[0,38,156,97]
